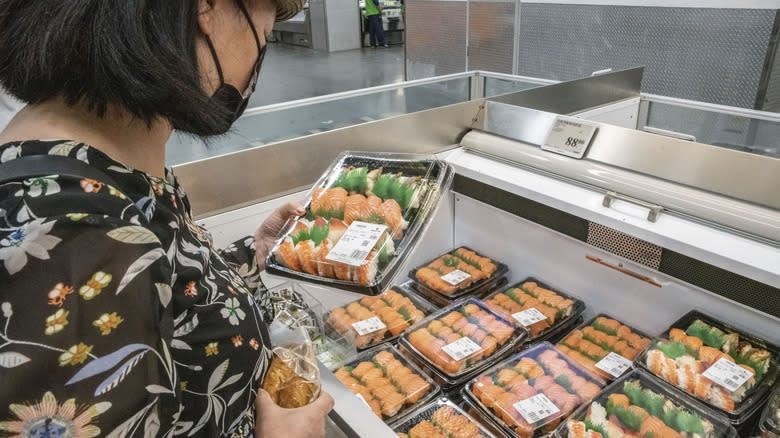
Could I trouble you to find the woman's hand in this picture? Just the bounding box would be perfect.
[255,390,335,438]
[254,202,305,271]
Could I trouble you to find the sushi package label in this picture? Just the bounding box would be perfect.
[594,352,633,378]
[512,393,560,424]
[325,221,387,266]
[442,337,483,361]
[440,269,472,286]
[702,357,755,392]
[511,308,548,327]
[351,316,387,336]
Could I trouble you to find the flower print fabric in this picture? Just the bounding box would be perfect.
[0,140,274,437]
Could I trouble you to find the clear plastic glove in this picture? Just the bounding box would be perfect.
[255,389,335,438]
[255,202,305,271]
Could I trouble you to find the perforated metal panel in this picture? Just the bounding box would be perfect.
[406,1,468,79]
[516,5,777,108]
[586,222,662,270]
[468,0,517,73]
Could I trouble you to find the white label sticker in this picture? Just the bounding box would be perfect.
[351,317,387,336]
[512,308,548,327]
[355,393,371,408]
[513,393,561,424]
[702,357,754,392]
[442,337,482,361]
[325,221,387,266]
[542,117,598,159]
[595,352,633,378]
[441,269,472,286]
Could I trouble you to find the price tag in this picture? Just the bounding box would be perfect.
[702,357,754,392]
[441,269,472,286]
[542,116,598,159]
[351,317,387,336]
[512,308,548,327]
[355,393,371,408]
[442,337,482,361]
[513,393,560,424]
[325,221,387,266]
[595,352,633,378]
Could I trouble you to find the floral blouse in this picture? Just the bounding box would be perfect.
[0,140,274,437]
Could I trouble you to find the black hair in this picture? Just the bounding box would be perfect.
[0,0,234,136]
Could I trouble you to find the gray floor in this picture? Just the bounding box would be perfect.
[249,43,406,107]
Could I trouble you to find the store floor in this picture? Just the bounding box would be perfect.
[249,43,406,107]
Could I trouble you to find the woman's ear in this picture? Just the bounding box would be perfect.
[197,0,216,37]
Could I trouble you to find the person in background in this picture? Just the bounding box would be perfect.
[365,0,388,48]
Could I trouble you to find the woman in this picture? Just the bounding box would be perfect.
[0,0,334,437]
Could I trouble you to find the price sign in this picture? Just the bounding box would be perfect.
[326,221,387,266]
[513,393,560,424]
[512,308,548,327]
[595,352,633,378]
[351,317,387,336]
[441,269,472,286]
[542,116,598,159]
[442,337,482,361]
[702,357,754,392]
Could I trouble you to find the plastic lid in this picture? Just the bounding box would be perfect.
[760,384,780,437]
[325,284,435,350]
[333,344,439,424]
[638,311,778,419]
[409,246,508,298]
[463,342,606,437]
[266,152,453,293]
[557,314,653,382]
[557,369,738,438]
[400,297,528,378]
[482,278,584,341]
[392,397,497,438]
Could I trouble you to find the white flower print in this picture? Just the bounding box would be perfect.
[220,297,246,326]
[0,145,21,163]
[25,176,61,197]
[0,218,62,275]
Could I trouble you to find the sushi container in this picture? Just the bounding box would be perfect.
[324,283,437,352]
[408,246,509,307]
[637,310,779,433]
[557,314,653,383]
[482,278,586,345]
[391,396,498,437]
[759,384,780,438]
[554,369,738,438]
[461,393,516,438]
[397,297,529,391]
[265,151,454,295]
[461,342,606,437]
[332,344,440,424]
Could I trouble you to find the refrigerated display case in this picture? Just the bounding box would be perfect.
[171,68,779,436]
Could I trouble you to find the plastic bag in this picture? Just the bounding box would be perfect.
[262,318,321,408]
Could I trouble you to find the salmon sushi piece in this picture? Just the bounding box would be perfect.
[328,307,360,335]
[396,374,430,403]
[273,237,302,272]
[315,239,336,278]
[514,358,545,378]
[453,248,497,277]
[294,240,318,276]
[408,421,438,438]
[484,320,514,345]
[344,194,372,224]
[473,375,504,402]
[416,267,457,294]
[441,311,466,328]
[354,251,378,285]
[496,368,521,386]
[480,336,497,357]
[471,329,488,343]
[327,218,349,244]
[533,375,556,392]
[370,384,405,417]
[509,381,537,400]
[366,194,383,214]
[493,391,522,426]
[639,416,679,438]
[378,306,409,336]
[380,199,406,239]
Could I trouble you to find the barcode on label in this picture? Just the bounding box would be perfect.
[442,337,482,361]
[513,393,560,424]
[325,221,387,267]
[351,317,387,336]
[512,308,547,327]
[595,352,632,378]
[361,240,370,246]
[724,378,736,387]
[349,250,369,260]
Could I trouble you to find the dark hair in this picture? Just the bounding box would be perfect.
[0,0,233,136]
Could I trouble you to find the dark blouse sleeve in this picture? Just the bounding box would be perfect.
[0,179,178,437]
[218,235,274,323]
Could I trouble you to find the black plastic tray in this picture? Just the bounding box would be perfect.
[482,277,586,345]
[637,310,779,427]
[759,384,780,438]
[265,152,453,295]
[390,397,498,437]
[408,246,509,304]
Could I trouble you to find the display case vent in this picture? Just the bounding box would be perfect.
[586,222,662,270]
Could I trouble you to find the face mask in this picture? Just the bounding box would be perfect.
[204,1,266,135]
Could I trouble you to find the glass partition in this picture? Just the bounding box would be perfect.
[483,76,546,98]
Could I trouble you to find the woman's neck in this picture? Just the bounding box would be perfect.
[0,98,172,177]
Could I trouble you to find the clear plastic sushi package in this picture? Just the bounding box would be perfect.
[461,342,605,438]
[409,247,508,306]
[558,314,652,382]
[398,297,528,387]
[261,318,321,408]
[638,310,777,424]
[333,344,439,424]
[392,397,497,438]
[557,369,738,438]
[265,152,453,294]
[482,278,585,343]
[759,383,780,438]
[325,284,436,350]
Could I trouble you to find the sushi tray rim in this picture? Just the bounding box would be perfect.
[459,388,519,438]
[398,296,530,379]
[408,276,510,309]
[407,245,510,300]
[552,368,739,438]
[758,384,780,436]
[461,341,608,437]
[388,395,500,437]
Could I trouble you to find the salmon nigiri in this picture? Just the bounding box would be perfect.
[274,237,302,272]
[344,194,371,224]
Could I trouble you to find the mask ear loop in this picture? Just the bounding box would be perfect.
[204,35,226,87]
[236,0,262,52]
